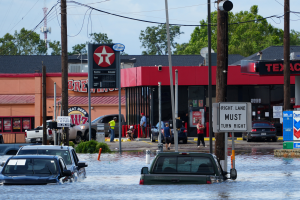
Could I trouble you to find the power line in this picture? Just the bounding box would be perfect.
[68,1,287,27]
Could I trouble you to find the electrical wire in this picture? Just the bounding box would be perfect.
[68,8,91,37]
[0,2,60,57]
[68,1,287,27]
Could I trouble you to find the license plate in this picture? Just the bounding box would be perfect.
[261,133,266,135]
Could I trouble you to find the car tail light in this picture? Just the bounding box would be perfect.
[49,130,52,135]
[179,153,189,155]
[206,180,212,184]
[139,179,144,185]
[251,129,257,132]
[184,130,187,133]
[271,129,275,131]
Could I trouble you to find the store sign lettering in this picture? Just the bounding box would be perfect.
[68,79,118,93]
[265,63,300,72]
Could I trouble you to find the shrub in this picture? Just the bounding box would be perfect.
[69,141,75,148]
[75,140,111,153]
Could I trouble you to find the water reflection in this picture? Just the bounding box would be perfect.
[1,151,300,199]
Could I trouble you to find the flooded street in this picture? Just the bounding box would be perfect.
[0,150,299,199]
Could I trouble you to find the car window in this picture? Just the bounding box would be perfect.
[3,158,58,175]
[59,159,67,170]
[17,149,72,165]
[92,116,102,123]
[152,156,215,175]
[71,149,79,165]
[103,116,115,123]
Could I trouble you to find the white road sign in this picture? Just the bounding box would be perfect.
[219,103,248,131]
[57,116,71,127]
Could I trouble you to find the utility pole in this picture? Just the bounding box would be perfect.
[215,0,227,161]
[284,0,290,111]
[61,0,69,145]
[42,65,47,145]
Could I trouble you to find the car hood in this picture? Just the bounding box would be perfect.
[0,174,59,185]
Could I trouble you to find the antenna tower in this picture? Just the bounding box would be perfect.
[41,0,51,48]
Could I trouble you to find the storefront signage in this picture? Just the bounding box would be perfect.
[243,60,300,76]
[88,43,120,89]
[57,116,71,127]
[293,111,300,140]
[68,106,89,126]
[213,102,252,132]
[13,118,20,130]
[4,119,11,131]
[68,79,118,93]
[23,119,30,130]
[294,143,300,148]
[273,106,283,119]
[190,110,204,127]
[283,111,294,141]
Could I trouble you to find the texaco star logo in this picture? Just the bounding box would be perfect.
[93,46,115,67]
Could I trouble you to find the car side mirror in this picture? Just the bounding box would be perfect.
[0,161,5,167]
[141,167,149,174]
[230,168,237,180]
[62,169,72,176]
[77,161,88,168]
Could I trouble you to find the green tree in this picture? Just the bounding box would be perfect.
[49,40,61,55]
[176,5,300,57]
[0,28,47,55]
[70,43,86,55]
[139,24,183,55]
[89,32,113,44]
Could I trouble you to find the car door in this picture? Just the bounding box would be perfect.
[59,158,69,181]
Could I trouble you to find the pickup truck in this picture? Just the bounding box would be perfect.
[69,114,126,141]
[25,121,53,143]
[0,134,38,155]
[140,152,237,185]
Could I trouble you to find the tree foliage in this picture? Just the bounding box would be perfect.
[0,28,47,55]
[175,5,300,57]
[49,40,61,55]
[89,32,113,44]
[139,24,183,55]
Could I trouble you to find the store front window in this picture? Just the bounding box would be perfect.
[0,117,34,133]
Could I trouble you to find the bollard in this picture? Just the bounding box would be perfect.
[146,150,150,164]
[97,148,102,161]
[156,150,161,155]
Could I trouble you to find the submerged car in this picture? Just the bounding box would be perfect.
[242,120,277,142]
[0,155,72,185]
[16,145,88,180]
[140,152,237,185]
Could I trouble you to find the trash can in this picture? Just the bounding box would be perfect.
[96,132,105,143]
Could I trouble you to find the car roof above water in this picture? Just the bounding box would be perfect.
[20,145,73,151]
[156,152,214,157]
[9,155,61,160]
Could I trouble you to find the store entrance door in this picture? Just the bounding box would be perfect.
[252,104,270,121]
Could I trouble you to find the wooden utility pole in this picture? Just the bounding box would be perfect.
[215,0,227,160]
[42,65,47,145]
[284,0,290,111]
[61,0,69,145]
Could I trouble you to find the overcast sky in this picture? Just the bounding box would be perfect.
[0,0,299,55]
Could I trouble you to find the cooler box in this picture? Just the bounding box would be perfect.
[283,142,293,149]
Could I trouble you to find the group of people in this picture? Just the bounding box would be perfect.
[108,113,147,142]
[108,112,206,148]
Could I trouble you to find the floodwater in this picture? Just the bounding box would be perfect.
[0,149,299,199]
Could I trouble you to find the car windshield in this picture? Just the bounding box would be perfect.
[253,122,272,127]
[152,156,215,175]
[92,116,102,123]
[18,150,72,165]
[3,158,58,175]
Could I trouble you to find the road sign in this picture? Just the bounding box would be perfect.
[57,116,71,127]
[88,44,120,88]
[213,102,252,132]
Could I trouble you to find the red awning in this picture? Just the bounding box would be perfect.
[58,96,125,105]
[0,95,35,104]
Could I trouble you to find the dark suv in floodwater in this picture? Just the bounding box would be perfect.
[140,152,237,185]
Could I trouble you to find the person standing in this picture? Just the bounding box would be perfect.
[163,123,172,150]
[197,120,206,147]
[140,113,147,138]
[109,117,117,142]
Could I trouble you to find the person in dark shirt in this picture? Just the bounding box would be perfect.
[163,123,172,150]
